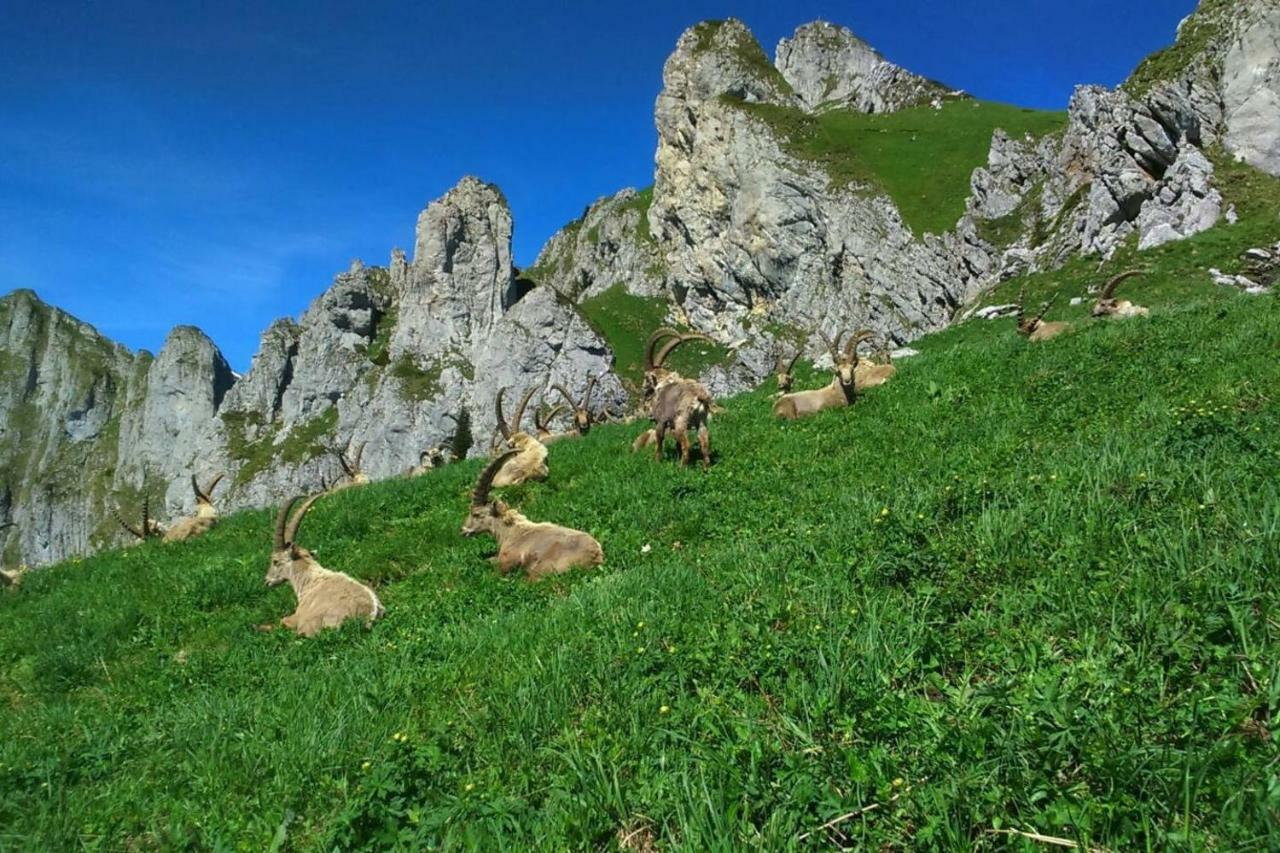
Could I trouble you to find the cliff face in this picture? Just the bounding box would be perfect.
[2,0,1275,569]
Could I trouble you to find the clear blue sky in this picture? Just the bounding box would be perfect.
[1,0,1196,370]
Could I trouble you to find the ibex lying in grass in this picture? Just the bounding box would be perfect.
[553,373,600,437]
[773,330,872,420]
[265,493,384,637]
[407,447,447,477]
[774,346,801,396]
[855,341,897,391]
[461,450,604,580]
[114,495,165,544]
[1016,288,1072,342]
[1092,270,1149,318]
[641,328,718,469]
[0,563,28,590]
[493,386,549,487]
[161,474,224,542]
[329,442,370,491]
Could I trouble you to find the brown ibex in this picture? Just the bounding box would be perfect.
[642,328,718,469]
[161,473,224,542]
[461,451,604,580]
[1092,270,1149,318]
[493,386,549,487]
[1016,288,1072,342]
[113,495,165,544]
[264,494,384,637]
[329,442,370,491]
[407,447,447,478]
[773,329,873,420]
[552,372,601,437]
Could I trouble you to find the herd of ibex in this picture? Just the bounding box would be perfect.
[2,270,1152,632]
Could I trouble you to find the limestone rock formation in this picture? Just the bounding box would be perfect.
[776,22,955,114]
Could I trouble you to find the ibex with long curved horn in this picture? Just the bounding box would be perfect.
[854,337,897,391]
[461,451,604,580]
[328,442,369,491]
[552,372,601,437]
[1017,288,1072,342]
[264,494,383,637]
[774,346,801,397]
[113,495,165,544]
[640,328,718,469]
[492,386,549,487]
[532,403,570,444]
[161,473,224,542]
[773,329,872,420]
[1092,270,1149,318]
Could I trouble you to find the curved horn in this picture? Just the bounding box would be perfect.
[511,386,537,435]
[352,443,366,471]
[330,444,355,478]
[273,496,300,550]
[1102,269,1143,299]
[1033,293,1059,327]
[113,506,144,540]
[583,372,599,409]
[644,327,683,371]
[845,329,875,363]
[142,495,154,539]
[203,473,225,499]
[285,493,323,546]
[543,404,567,429]
[784,349,801,375]
[553,383,578,410]
[191,473,208,503]
[654,332,715,369]
[495,387,512,441]
[473,450,518,506]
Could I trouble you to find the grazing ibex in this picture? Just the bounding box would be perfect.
[773,329,873,420]
[329,442,370,491]
[1092,270,1149,318]
[114,495,165,544]
[161,473,224,542]
[265,494,384,637]
[641,328,718,469]
[407,447,447,478]
[1016,288,1072,342]
[553,373,601,437]
[492,386,549,487]
[461,451,604,580]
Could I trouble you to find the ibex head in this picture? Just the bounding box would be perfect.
[1092,270,1144,317]
[774,346,801,394]
[461,450,517,537]
[553,372,600,434]
[267,493,323,585]
[642,328,715,401]
[495,385,537,448]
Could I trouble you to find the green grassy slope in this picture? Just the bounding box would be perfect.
[727,98,1067,236]
[3,232,1279,847]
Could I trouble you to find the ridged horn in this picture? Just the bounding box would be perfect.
[1101,269,1143,299]
[653,332,714,369]
[643,328,682,371]
[511,386,537,435]
[273,496,300,550]
[495,387,512,441]
[473,450,518,506]
[285,493,324,546]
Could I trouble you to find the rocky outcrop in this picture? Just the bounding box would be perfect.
[776,22,955,114]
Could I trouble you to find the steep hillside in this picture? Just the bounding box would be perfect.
[2,184,1278,846]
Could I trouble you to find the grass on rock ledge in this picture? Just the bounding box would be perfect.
[2,253,1280,848]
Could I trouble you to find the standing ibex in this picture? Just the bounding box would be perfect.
[773,329,872,420]
[552,373,600,437]
[329,442,370,491]
[1016,288,1072,342]
[113,495,165,543]
[493,386,549,487]
[642,328,718,469]
[461,450,604,580]
[1092,270,1149,318]
[265,494,384,637]
[162,474,224,542]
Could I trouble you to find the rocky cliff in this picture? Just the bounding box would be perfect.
[2,0,1276,569]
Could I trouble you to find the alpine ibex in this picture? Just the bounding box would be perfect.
[1016,288,1072,342]
[0,563,28,590]
[162,474,224,542]
[493,386,549,487]
[553,372,601,436]
[461,451,605,580]
[1092,270,1149,318]
[773,329,872,420]
[407,447,447,478]
[265,494,384,637]
[329,442,370,491]
[533,403,571,444]
[642,328,718,469]
[774,346,801,396]
[114,495,165,543]
[855,341,897,391]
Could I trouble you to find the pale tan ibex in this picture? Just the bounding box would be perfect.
[552,372,601,437]
[773,329,873,420]
[774,346,801,397]
[329,442,370,491]
[0,523,24,590]
[461,450,604,580]
[1016,288,1072,342]
[407,447,447,478]
[1092,270,1149,319]
[264,494,384,637]
[854,339,897,391]
[492,386,549,487]
[161,474,224,542]
[113,495,165,544]
[641,328,718,469]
